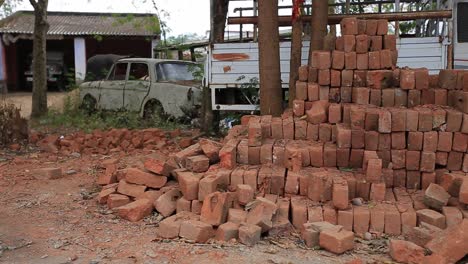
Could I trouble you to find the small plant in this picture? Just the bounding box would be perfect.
[34,95,185,133]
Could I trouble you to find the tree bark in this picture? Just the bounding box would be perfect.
[258,0,282,116]
[30,0,49,118]
[288,16,303,106]
[308,0,329,67]
[210,0,229,43]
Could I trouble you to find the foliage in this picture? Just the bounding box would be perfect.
[34,95,183,133]
[187,63,204,81]
[0,102,28,145]
[236,75,260,107]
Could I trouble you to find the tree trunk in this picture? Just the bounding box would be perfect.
[258,0,283,116]
[210,0,229,43]
[288,16,303,107]
[30,0,49,118]
[308,0,329,66]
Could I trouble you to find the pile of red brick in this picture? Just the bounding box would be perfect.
[95,18,468,262]
[31,128,189,155]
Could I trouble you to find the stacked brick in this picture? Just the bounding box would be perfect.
[93,18,468,260]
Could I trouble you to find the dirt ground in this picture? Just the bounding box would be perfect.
[0,142,394,264]
[1,92,70,118]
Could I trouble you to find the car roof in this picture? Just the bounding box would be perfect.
[116,58,197,64]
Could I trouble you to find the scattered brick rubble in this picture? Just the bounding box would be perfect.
[30,128,192,154]
[90,18,467,262]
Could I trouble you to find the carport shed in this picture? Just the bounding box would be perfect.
[0,11,160,92]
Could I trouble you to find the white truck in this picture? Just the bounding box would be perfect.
[207,0,468,112]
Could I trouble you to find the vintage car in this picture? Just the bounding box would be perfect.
[79,58,202,119]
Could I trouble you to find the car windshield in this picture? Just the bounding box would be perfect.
[155,63,196,82]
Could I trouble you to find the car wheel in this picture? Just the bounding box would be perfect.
[143,100,166,120]
[80,95,97,114]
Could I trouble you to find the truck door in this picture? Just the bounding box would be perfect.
[124,62,151,111]
[98,62,127,110]
[454,1,468,69]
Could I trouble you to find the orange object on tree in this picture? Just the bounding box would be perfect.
[292,0,304,22]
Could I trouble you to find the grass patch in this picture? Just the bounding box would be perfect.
[32,96,184,133]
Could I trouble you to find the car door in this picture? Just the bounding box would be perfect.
[150,62,202,117]
[124,62,151,111]
[98,62,128,110]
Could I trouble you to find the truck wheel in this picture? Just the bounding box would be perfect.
[143,100,165,120]
[80,95,96,114]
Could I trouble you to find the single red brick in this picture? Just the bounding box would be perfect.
[367,70,393,89]
[368,51,381,70]
[369,89,382,106]
[341,17,358,35]
[353,70,368,87]
[351,129,365,149]
[385,205,402,235]
[311,50,331,70]
[378,109,392,133]
[319,228,355,254]
[355,35,369,53]
[400,69,415,89]
[180,220,215,243]
[343,35,356,52]
[308,67,318,83]
[370,36,382,51]
[298,65,309,81]
[364,131,379,151]
[391,150,406,169]
[370,182,386,201]
[415,68,430,90]
[382,89,395,107]
[389,240,425,264]
[353,206,370,234]
[345,52,357,70]
[452,132,467,152]
[117,199,153,222]
[332,50,345,70]
[391,132,406,150]
[306,100,329,124]
[417,209,446,229]
[376,19,388,35]
[446,109,463,132]
[200,192,231,226]
[423,131,438,152]
[352,87,370,105]
[342,69,354,87]
[406,150,421,171]
[406,109,419,132]
[383,34,397,50]
[407,171,421,189]
[366,19,378,35]
[447,151,463,171]
[408,90,422,107]
[438,69,458,89]
[378,133,391,151]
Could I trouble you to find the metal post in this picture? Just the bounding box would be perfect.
[395,0,400,38]
[345,0,350,14]
[253,0,258,42]
[240,9,243,41]
[436,0,440,36]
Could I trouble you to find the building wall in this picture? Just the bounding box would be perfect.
[85,37,153,59]
[2,36,154,91]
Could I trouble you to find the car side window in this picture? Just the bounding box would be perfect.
[128,63,150,81]
[155,62,195,82]
[108,63,128,81]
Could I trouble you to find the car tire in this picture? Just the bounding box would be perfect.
[80,95,97,114]
[143,100,166,120]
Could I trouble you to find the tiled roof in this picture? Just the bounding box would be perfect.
[0,11,160,37]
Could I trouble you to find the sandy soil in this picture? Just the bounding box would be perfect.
[0,140,391,264]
